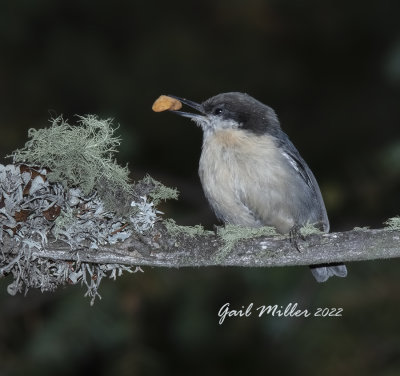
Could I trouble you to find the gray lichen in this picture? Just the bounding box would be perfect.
[0,163,152,304]
[130,196,162,234]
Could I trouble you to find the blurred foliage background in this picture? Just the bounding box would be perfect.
[1,1,400,375]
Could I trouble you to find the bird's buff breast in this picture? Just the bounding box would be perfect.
[199,129,295,232]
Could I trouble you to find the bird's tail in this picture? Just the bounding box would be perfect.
[310,263,347,283]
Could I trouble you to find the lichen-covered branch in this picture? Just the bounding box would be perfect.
[1,115,399,304]
[0,116,178,303]
[2,223,400,268]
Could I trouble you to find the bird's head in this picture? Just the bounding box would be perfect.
[169,92,280,137]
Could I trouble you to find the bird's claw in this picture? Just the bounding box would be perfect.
[289,224,305,252]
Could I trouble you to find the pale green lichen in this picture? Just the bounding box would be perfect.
[10,115,133,213]
[384,216,400,230]
[353,226,370,231]
[299,223,323,237]
[164,218,212,237]
[216,224,277,262]
[140,175,179,205]
[53,207,76,240]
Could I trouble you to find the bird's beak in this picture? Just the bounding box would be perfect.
[167,95,205,120]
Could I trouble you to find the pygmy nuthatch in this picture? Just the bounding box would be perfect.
[169,92,347,282]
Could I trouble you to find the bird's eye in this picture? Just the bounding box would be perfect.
[214,108,223,115]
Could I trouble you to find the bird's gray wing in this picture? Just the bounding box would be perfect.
[274,132,346,282]
[276,133,330,232]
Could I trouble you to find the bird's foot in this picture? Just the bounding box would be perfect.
[289,224,306,252]
[213,224,222,236]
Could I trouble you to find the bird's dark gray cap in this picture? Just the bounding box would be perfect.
[170,92,281,135]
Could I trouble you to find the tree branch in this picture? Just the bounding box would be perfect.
[2,224,400,268]
[2,117,399,302]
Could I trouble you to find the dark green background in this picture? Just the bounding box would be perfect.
[1,1,400,375]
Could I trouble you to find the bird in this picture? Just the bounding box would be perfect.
[167,92,347,282]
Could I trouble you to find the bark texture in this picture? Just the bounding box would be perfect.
[2,224,400,269]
